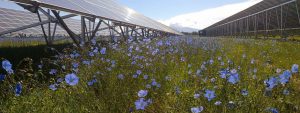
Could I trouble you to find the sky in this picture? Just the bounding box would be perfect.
[0,0,262,31]
[116,0,247,20]
[117,0,262,31]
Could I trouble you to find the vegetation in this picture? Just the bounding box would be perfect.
[0,36,299,113]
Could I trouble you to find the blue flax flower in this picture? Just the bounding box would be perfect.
[228,73,239,84]
[191,106,204,113]
[49,84,58,91]
[264,77,278,90]
[2,60,13,74]
[219,69,228,79]
[135,98,150,110]
[138,90,148,97]
[15,82,22,96]
[291,64,299,73]
[87,77,97,86]
[0,74,5,81]
[266,107,278,113]
[204,90,216,101]
[100,47,106,55]
[136,70,142,75]
[241,89,248,96]
[194,93,200,99]
[49,69,57,75]
[65,73,79,86]
[279,70,291,85]
[283,89,290,95]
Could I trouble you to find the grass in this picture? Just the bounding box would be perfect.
[0,36,300,113]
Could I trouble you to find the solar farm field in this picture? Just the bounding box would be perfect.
[0,36,299,112]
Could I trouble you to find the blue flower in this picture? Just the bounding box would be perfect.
[138,90,148,97]
[191,106,204,113]
[15,82,22,96]
[180,57,186,62]
[136,70,142,75]
[264,77,278,90]
[91,39,96,45]
[87,81,94,86]
[266,107,278,113]
[88,77,97,86]
[82,60,91,65]
[204,90,216,101]
[283,89,290,95]
[65,73,79,86]
[175,86,181,94]
[291,64,299,73]
[219,69,228,79]
[49,84,58,91]
[156,40,163,46]
[2,60,13,74]
[88,52,95,57]
[38,64,43,69]
[241,89,248,96]
[151,79,158,86]
[143,75,148,80]
[72,62,79,69]
[279,70,291,85]
[49,69,57,75]
[194,93,200,99]
[228,73,239,84]
[57,77,64,83]
[100,47,106,55]
[135,98,150,110]
[132,74,138,78]
[209,59,214,64]
[0,74,5,81]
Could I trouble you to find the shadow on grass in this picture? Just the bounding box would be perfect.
[0,43,71,67]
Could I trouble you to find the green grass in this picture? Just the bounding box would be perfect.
[0,36,300,113]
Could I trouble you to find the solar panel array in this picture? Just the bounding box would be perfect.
[0,7,115,36]
[10,0,182,35]
[205,0,298,30]
[0,7,82,35]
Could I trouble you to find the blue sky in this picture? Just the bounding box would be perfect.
[117,0,246,20]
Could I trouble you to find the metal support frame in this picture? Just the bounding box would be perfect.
[203,0,300,38]
[0,1,174,47]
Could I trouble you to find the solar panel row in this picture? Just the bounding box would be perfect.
[0,7,114,36]
[10,0,182,35]
[0,7,81,35]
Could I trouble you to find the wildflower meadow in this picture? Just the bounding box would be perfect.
[0,36,299,113]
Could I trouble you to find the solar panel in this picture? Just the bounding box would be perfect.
[0,8,76,35]
[10,0,182,35]
[0,7,115,36]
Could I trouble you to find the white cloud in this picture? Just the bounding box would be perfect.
[158,0,262,31]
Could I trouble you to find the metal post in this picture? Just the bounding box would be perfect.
[295,1,300,25]
[91,19,102,39]
[47,9,51,44]
[52,10,80,47]
[81,16,86,42]
[37,10,49,45]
